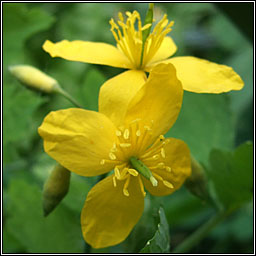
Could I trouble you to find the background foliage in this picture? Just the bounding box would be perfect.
[3,2,253,253]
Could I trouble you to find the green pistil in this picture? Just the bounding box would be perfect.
[140,3,154,67]
[129,156,158,186]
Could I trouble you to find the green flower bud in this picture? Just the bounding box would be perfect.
[185,156,209,201]
[42,164,71,217]
[9,65,60,93]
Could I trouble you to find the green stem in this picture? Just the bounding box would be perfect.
[52,84,83,108]
[172,210,230,253]
[57,87,83,108]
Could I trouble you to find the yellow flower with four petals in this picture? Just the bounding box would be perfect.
[38,63,191,248]
[43,10,243,94]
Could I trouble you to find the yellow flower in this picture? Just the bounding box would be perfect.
[38,63,191,248]
[43,10,243,94]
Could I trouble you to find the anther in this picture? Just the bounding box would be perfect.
[153,154,160,160]
[123,129,130,139]
[166,166,172,172]
[161,148,166,158]
[113,176,117,187]
[136,130,141,137]
[128,169,138,176]
[114,167,121,179]
[120,143,131,148]
[159,135,165,141]
[163,180,174,189]
[100,159,105,165]
[109,152,117,160]
[123,189,129,197]
[111,143,117,152]
[123,175,130,196]
[116,130,122,136]
[157,162,165,169]
[138,176,146,197]
[150,176,158,187]
[144,125,151,131]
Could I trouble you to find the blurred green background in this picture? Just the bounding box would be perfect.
[3,2,253,253]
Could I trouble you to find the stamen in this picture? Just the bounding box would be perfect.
[100,159,105,165]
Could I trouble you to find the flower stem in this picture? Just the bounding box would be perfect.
[172,210,230,253]
[140,3,154,67]
[52,84,83,108]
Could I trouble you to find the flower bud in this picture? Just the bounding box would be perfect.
[185,156,209,201]
[9,65,59,93]
[42,164,71,217]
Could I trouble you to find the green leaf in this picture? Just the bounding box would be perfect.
[3,85,46,163]
[167,92,234,165]
[80,67,106,111]
[140,207,170,253]
[207,141,253,210]
[3,3,55,66]
[4,178,84,253]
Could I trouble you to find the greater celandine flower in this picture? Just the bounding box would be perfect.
[43,10,244,94]
[38,63,191,248]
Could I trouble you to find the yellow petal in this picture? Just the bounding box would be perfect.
[125,63,183,147]
[162,56,244,93]
[99,70,147,127]
[81,175,144,248]
[142,138,191,196]
[43,40,133,69]
[38,108,118,177]
[146,36,177,67]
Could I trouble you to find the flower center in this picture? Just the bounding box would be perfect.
[109,11,174,69]
[100,119,174,197]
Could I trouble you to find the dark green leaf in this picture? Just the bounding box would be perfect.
[207,141,253,210]
[140,207,170,253]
